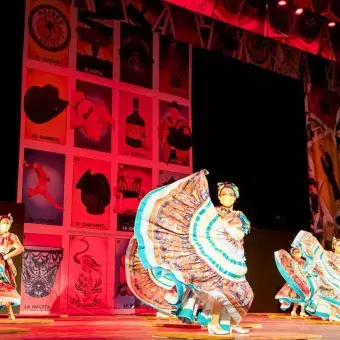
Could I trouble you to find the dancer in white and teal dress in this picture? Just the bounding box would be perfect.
[275,231,340,321]
[275,247,307,317]
[126,170,254,335]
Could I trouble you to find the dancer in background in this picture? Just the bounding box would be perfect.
[126,170,254,335]
[275,247,307,317]
[275,231,340,321]
[0,214,24,320]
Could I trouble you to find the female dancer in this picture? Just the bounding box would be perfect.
[126,170,254,335]
[275,231,340,321]
[0,214,24,320]
[275,247,307,317]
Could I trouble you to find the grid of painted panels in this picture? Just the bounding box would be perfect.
[17,0,192,315]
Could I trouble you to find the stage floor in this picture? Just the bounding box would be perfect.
[0,314,339,339]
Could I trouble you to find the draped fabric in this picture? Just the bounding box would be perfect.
[126,170,253,329]
[305,86,340,243]
[275,230,340,320]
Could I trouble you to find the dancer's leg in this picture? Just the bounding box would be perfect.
[299,303,307,317]
[329,305,338,321]
[211,300,222,325]
[291,303,298,316]
[5,303,15,320]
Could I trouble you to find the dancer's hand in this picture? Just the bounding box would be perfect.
[227,217,241,227]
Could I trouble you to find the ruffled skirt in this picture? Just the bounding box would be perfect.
[275,231,340,320]
[126,170,253,330]
[0,260,20,307]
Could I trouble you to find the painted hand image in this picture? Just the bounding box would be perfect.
[23,160,64,211]
[71,92,114,142]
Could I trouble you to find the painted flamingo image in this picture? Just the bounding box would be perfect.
[73,238,101,274]
[73,238,102,301]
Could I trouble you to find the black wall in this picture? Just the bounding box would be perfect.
[245,228,296,312]
[192,48,310,312]
[1,2,24,202]
[192,48,310,233]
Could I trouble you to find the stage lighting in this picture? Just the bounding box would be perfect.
[295,8,304,15]
[278,0,287,6]
[328,21,336,27]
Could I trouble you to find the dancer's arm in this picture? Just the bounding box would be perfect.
[3,235,24,260]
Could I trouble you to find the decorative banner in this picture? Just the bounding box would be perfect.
[273,44,301,79]
[159,36,189,98]
[74,1,340,88]
[208,22,241,57]
[165,0,217,17]
[72,156,111,230]
[307,87,340,128]
[244,33,277,71]
[72,80,113,153]
[116,164,152,232]
[68,235,107,310]
[28,0,71,67]
[125,0,164,29]
[159,100,191,166]
[114,239,136,309]
[76,11,114,79]
[120,23,153,89]
[306,84,340,244]
[167,4,201,46]
[75,0,126,20]
[118,91,153,160]
[24,68,68,145]
[21,233,63,313]
[158,170,187,187]
[265,0,294,39]
[288,11,323,56]
[22,149,65,225]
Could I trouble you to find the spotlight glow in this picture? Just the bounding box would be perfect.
[295,8,304,15]
[278,0,287,6]
[328,21,336,28]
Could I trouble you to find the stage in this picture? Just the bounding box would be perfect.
[0,314,339,339]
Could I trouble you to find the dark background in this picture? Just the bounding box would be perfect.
[192,48,311,311]
[1,1,25,314]
[2,2,24,203]
[192,48,310,233]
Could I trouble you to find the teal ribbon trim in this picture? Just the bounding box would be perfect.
[274,253,308,301]
[191,201,246,280]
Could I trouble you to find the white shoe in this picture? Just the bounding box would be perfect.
[291,310,297,316]
[232,325,249,334]
[300,311,307,317]
[329,316,338,322]
[164,293,177,305]
[207,324,230,335]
